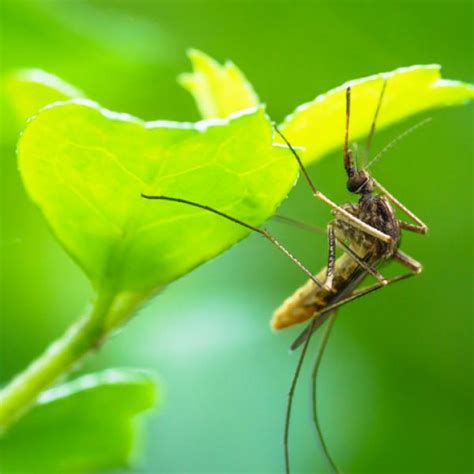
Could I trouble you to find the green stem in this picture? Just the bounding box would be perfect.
[0,291,115,432]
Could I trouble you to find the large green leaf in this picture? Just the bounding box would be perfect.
[280,65,474,165]
[0,369,156,473]
[18,100,297,296]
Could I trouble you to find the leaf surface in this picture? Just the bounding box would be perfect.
[180,54,473,166]
[280,65,474,165]
[0,369,156,473]
[18,100,297,295]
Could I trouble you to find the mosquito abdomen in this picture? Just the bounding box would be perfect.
[271,278,324,330]
[271,253,367,330]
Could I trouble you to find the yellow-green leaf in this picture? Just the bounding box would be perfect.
[280,65,474,165]
[18,100,297,296]
[178,49,259,119]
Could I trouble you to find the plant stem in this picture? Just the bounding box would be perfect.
[0,291,115,432]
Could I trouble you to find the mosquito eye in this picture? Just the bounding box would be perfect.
[347,177,361,192]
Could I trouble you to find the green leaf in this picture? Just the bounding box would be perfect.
[179,49,259,119]
[0,369,157,473]
[179,54,473,166]
[5,69,84,124]
[18,100,297,297]
[280,65,474,165]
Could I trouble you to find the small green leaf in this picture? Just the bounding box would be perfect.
[0,369,157,473]
[280,65,474,165]
[5,69,84,123]
[18,100,297,296]
[179,49,259,119]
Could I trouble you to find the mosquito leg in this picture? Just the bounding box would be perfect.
[310,311,340,474]
[323,195,393,242]
[273,126,393,244]
[290,272,416,470]
[324,226,336,290]
[335,237,388,285]
[290,272,416,350]
[399,220,426,235]
[372,177,428,234]
[284,304,321,474]
[271,214,326,236]
[141,194,324,289]
[272,217,336,291]
[393,249,423,273]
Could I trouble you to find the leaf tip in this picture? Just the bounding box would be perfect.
[186,48,219,71]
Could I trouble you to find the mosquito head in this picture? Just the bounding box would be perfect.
[347,169,374,195]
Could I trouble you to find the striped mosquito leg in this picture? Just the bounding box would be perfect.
[324,225,336,290]
[318,192,393,243]
[399,220,426,235]
[393,249,423,273]
[335,237,388,285]
[287,271,417,471]
[372,177,428,234]
[141,194,324,289]
[291,272,417,350]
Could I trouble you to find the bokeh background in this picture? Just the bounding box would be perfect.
[1,0,472,472]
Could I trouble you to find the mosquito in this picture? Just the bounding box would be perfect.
[142,81,429,474]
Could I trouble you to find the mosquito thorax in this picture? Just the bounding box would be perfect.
[347,170,374,195]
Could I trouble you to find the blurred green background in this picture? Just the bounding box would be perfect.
[1,0,472,472]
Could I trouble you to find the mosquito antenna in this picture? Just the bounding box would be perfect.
[273,124,319,195]
[365,117,432,170]
[141,194,324,289]
[284,310,320,474]
[363,79,387,167]
[344,87,355,177]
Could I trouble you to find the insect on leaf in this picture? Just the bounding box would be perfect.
[18,100,297,296]
[0,369,156,473]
